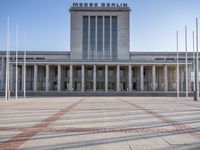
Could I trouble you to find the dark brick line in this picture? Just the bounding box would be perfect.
[118,98,200,140]
[0,98,85,150]
[41,126,200,135]
[1,126,200,137]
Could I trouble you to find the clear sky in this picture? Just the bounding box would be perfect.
[0,0,200,52]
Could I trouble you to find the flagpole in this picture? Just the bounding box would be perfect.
[176,31,179,98]
[193,31,195,92]
[23,32,27,98]
[194,18,199,101]
[196,18,199,100]
[185,26,188,97]
[15,26,18,99]
[5,16,10,100]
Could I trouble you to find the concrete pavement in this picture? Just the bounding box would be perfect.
[0,97,200,150]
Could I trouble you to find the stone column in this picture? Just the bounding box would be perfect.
[117,65,120,92]
[33,64,38,91]
[105,65,108,92]
[128,65,132,92]
[93,65,96,92]
[152,65,156,91]
[1,57,5,90]
[164,65,168,92]
[81,65,85,92]
[140,65,144,91]
[181,67,184,91]
[188,64,192,92]
[9,65,14,91]
[57,65,61,91]
[45,65,49,92]
[22,65,24,91]
[69,65,73,91]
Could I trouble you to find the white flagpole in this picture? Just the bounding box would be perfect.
[15,26,18,99]
[193,31,195,91]
[176,31,179,98]
[196,18,199,99]
[185,26,188,97]
[5,16,10,100]
[23,32,27,98]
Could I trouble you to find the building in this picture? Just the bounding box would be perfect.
[0,3,197,96]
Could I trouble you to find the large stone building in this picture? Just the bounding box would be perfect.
[0,3,197,96]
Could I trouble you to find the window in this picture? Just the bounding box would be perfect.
[104,16,110,60]
[76,69,81,78]
[97,69,103,78]
[87,69,93,78]
[90,16,96,59]
[83,16,89,59]
[97,16,103,59]
[108,69,114,78]
[112,16,117,59]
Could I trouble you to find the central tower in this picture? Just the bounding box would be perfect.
[70,3,130,60]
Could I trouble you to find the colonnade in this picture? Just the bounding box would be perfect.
[9,64,192,92]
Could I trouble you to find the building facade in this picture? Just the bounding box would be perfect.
[0,3,197,96]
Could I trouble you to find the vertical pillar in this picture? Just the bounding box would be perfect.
[33,64,38,91]
[22,65,24,91]
[152,65,156,91]
[181,67,184,91]
[140,65,144,91]
[105,65,108,92]
[164,65,168,92]
[81,65,85,92]
[117,65,120,92]
[93,65,96,91]
[9,65,13,91]
[188,64,192,92]
[57,65,61,91]
[1,58,5,90]
[45,65,49,92]
[69,65,73,91]
[128,65,132,92]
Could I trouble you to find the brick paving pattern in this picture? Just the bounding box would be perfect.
[0,97,200,150]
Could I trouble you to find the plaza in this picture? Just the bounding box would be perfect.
[0,97,200,150]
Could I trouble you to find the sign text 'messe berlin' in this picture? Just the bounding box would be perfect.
[73,3,128,8]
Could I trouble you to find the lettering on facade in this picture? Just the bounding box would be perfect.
[72,3,128,8]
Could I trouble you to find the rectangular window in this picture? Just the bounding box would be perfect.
[112,16,117,59]
[104,16,110,60]
[75,69,81,78]
[90,16,96,59]
[87,69,93,78]
[97,69,103,78]
[83,16,88,59]
[108,69,114,78]
[97,16,103,59]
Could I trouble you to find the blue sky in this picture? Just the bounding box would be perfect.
[0,0,200,52]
